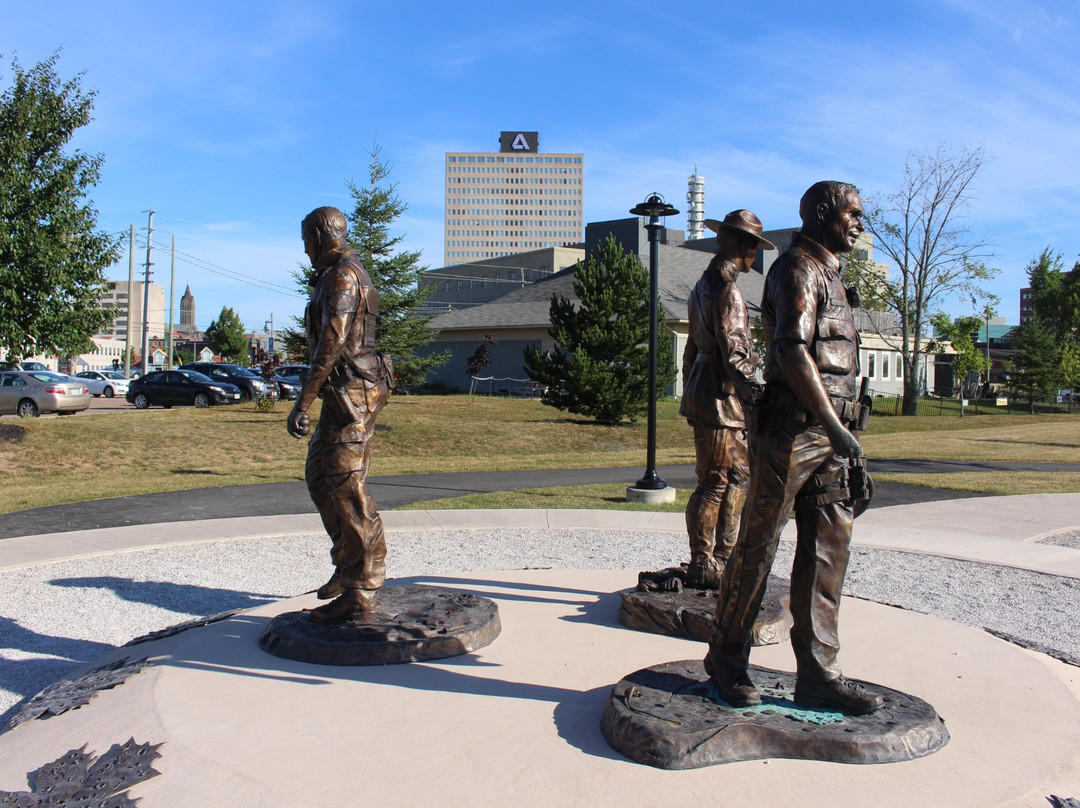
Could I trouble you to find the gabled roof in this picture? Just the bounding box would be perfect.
[428,246,770,332]
[429,268,578,331]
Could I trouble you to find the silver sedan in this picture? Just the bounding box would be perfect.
[0,371,92,417]
[74,369,131,398]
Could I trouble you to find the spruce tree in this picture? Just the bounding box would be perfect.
[1009,316,1061,412]
[345,146,448,389]
[523,235,675,424]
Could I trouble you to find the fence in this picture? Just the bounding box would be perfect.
[869,390,1076,416]
[468,375,544,400]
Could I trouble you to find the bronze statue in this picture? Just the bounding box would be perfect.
[680,210,773,589]
[705,182,881,715]
[287,206,393,622]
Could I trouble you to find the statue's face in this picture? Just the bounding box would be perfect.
[734,240,757,273]
[301,221,319,264]
[822,191,865,254]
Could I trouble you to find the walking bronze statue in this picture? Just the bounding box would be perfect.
[287,206,393,623]
[680,210,773,589]
[705,181,881,715]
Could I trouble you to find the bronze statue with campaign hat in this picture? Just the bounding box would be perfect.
[680,210,774,589]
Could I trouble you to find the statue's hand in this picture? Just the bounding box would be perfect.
[829,425,861,459]
[287,406,310,439]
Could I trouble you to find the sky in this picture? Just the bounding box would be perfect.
[4,0,1079,334]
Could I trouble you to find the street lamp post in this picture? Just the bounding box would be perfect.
[628,193,679,499]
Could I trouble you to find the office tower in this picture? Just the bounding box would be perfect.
[445,131,584,266]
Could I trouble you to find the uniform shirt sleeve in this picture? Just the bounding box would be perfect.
[714,281,758,401]
[298,266,359,410]
[769,255,822,348]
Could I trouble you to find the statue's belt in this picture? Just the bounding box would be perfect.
[763,385,870,428]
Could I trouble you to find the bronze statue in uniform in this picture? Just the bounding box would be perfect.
[680,210,772,589]
[287,206,393,623]
[705,182,881,715]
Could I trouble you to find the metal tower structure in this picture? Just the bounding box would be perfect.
[686,166,705,239]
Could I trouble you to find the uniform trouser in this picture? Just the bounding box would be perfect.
[708,412,854,683]
[686,422,750,563]
[305,419,386,592]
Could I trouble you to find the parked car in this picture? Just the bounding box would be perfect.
[126,369,242,409]
[179,362,277,401]
[74,370,130,398]
[274,371,301,400]
[276,364,310,382]
[0,371,91,417]
[0,360,51,372]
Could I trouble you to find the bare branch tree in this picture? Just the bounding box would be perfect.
[854,145,998,415]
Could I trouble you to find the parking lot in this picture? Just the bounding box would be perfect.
[2,394,135,418]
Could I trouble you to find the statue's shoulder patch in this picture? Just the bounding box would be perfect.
[328,288,357,314]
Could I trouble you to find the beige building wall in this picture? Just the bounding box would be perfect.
[96,281,167,354]
[445,147,584,266]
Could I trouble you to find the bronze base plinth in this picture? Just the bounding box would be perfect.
[618,573,790,646]
[259,585,501,665]
[601,660,949,769]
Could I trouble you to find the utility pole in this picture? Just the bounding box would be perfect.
[167,235,176,369]
[141,210,155,374]
[124,225,134,377]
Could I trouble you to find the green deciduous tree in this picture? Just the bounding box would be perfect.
[852,145,998,415]
[346,145,448,389]
[204,306,247,363]
[523,235,676,424]
[928,312,988,400]
[0,53,120,362]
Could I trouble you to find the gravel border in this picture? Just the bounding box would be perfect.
[1039,528,1080,550]
[2,529,1077,731]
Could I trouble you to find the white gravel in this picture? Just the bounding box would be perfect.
[1040,528,1080,550]
[2,528,1077,730]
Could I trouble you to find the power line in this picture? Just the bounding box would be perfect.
[129,233,302,298]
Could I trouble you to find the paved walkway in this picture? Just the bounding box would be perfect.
[1,496,1079,806]
[2,471,1080,806]
[8,457,1078,539]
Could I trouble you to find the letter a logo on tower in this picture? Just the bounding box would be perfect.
[512,133,531,151]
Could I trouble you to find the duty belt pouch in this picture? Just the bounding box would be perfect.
[849,456,873,518]
[353,351,392,415]
[856,394,872,431]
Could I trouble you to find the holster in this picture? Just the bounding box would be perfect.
[849,455,873,518]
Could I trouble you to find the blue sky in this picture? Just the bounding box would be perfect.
[4,0,1078,333]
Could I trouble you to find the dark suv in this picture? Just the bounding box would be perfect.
[179,362,277,402]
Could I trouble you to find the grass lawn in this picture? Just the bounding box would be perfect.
[1,395,1077,514]
[398,483,689,513]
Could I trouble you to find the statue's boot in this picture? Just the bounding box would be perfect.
[685,493,722,589]
[316,572,343,600]
[308,588,378,623]
[704,648,761,707]
[794,676,883,715]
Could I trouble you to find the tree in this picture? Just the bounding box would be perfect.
[929,312,988,399]
[279,265,311,363]
[466,335,498,378]
[1018,247,1080,405]
[523,235,676,424]
[851,146,998,415]
[1026,248,1080,338]
[204,306,247,362]
[345,145,448,390]
[0,53,120,362]
[1008,316,1061,412]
